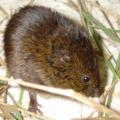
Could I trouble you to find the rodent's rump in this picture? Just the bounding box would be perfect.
[4,6,100,96]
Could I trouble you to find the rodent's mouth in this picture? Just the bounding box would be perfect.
[82,86,93,96]
[82,87,101,97]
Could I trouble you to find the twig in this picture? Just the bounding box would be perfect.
[0,77,120,119]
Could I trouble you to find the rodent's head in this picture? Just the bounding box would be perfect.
[45,32,100,97]
[67,36,100,96]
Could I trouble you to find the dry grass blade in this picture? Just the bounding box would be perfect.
[88,0,120,20]
[27,0,35,5]
[0,29,4,33]
[0,56,6,66]
[0,102,18,120]
[105,52,120,107]
[7,92,53,120]
[0,77,120,119]
[75,117,119,120]
[0,6,9,17]
[63,0,79,13]
[18,108,53,120]
[0,85,8,95]
[67,0,88,32]
[96,1,119,39]
[0,102,51,120]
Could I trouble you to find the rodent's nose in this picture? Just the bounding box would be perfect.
[82,85,100,97]
[92,88,101,97]
[82,87,93,96]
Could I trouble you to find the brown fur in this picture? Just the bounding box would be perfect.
[4,6,100,111]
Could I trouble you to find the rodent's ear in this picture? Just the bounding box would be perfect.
[60,55,71,63]
[60,49,71,63]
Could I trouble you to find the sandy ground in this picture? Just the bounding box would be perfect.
[0,0,120,120]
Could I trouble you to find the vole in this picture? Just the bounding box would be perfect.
[4,6,100,112]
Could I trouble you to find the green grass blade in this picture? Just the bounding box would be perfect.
[15,88,24,120]
[105,52,120,107]
[83,11,120,44]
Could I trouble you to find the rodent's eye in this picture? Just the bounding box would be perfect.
[82,75,90,83]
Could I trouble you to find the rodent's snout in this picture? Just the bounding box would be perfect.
[83,87,92,96]
[83,88,97,97]
[92,88,101,97]
[82,84,100,97]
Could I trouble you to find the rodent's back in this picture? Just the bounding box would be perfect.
[4,6,100,96]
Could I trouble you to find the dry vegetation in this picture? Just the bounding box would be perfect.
[0,0,120,120]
